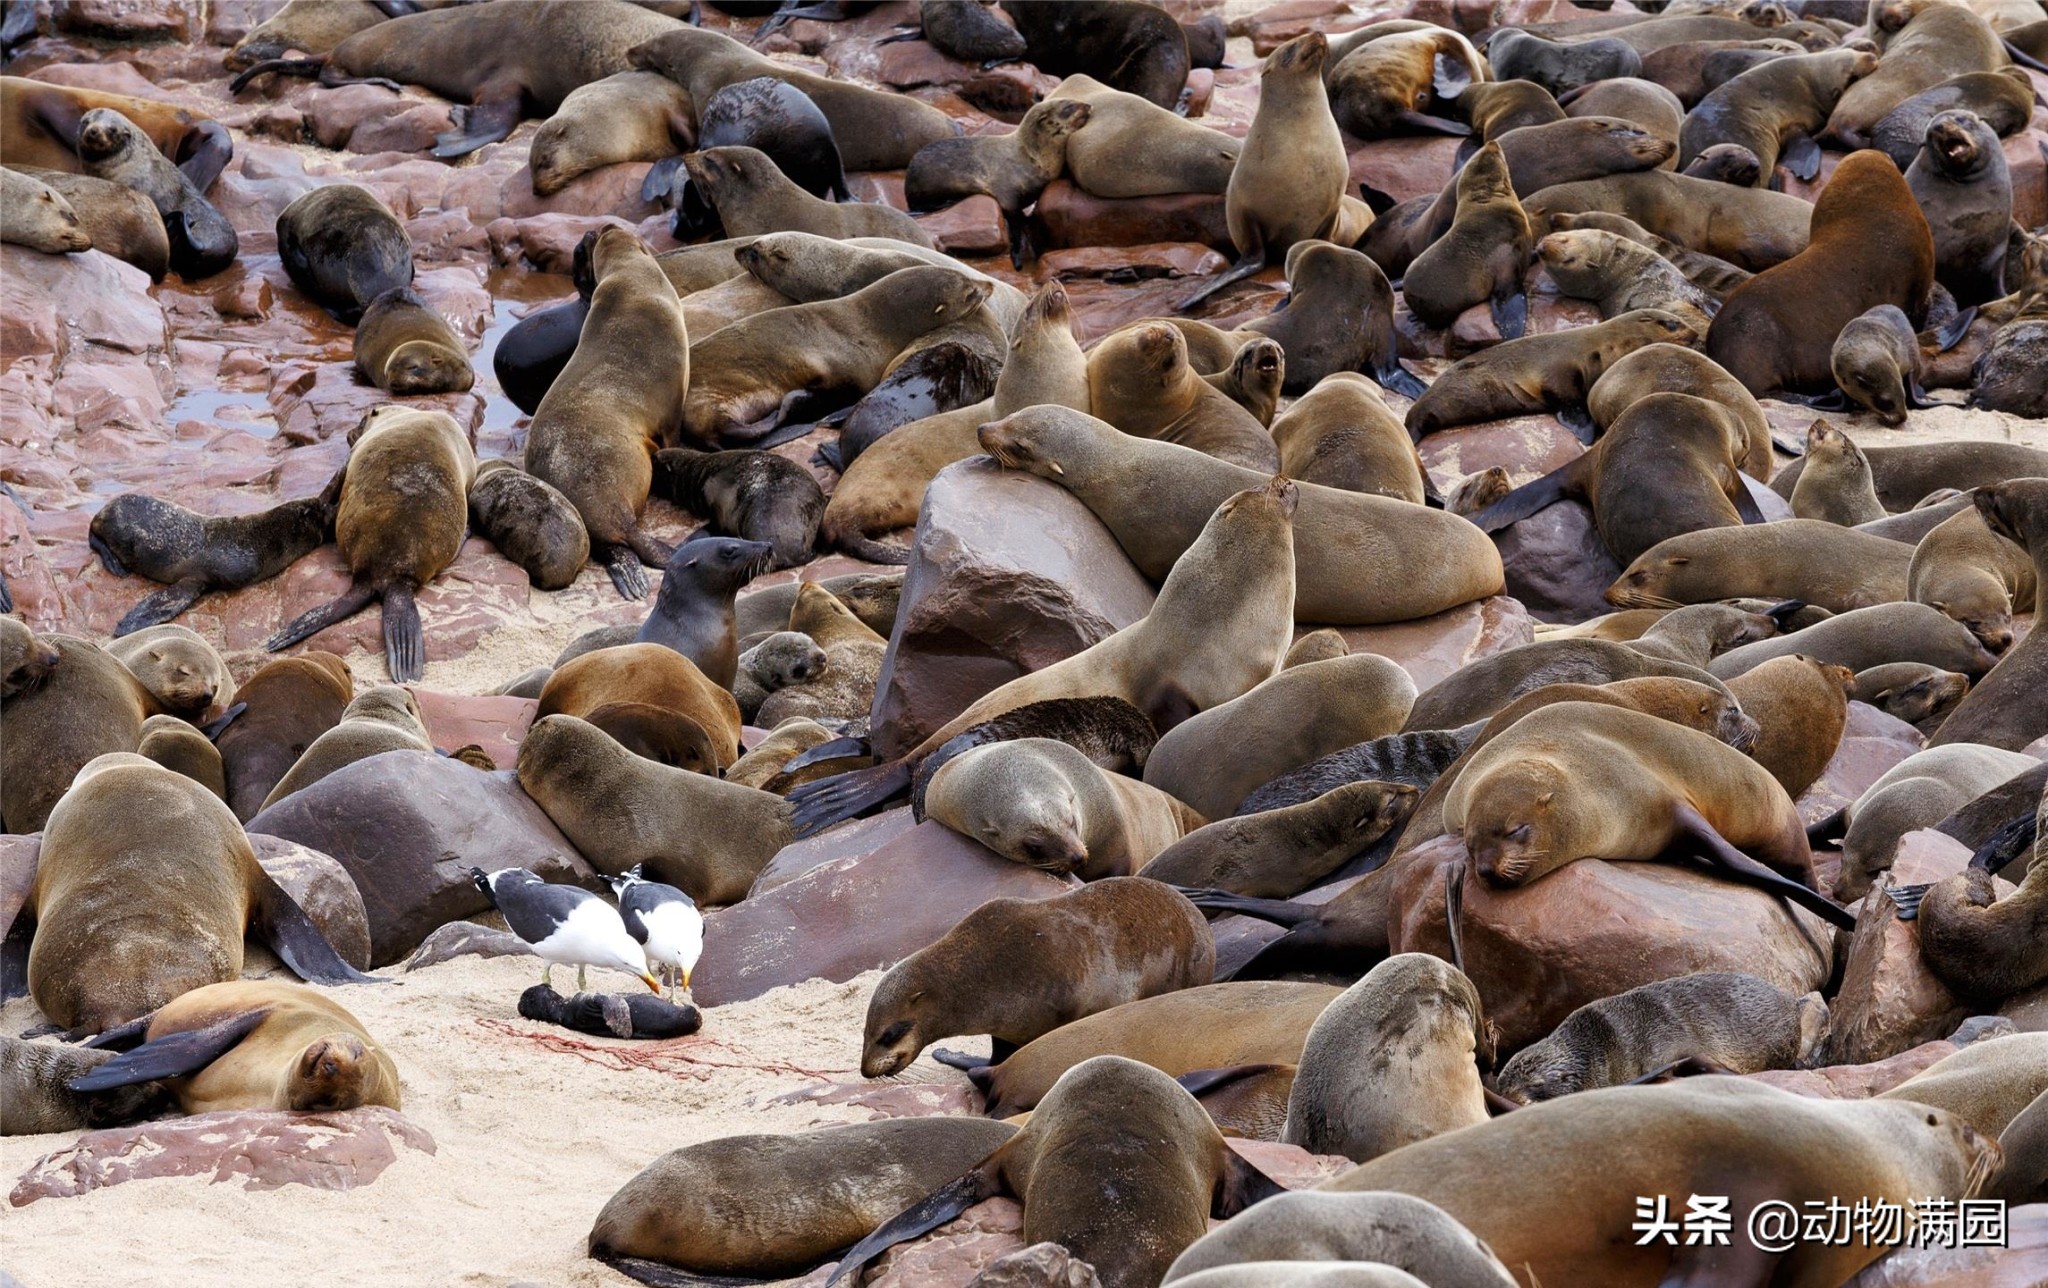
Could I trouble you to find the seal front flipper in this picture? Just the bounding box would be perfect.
[1779,389,1850,412]
[599,543,651,600]
[1805,806,1848,846]
[80,1013,156,1052]
[823,1165,1004,1288]
[114,579,210,636]
[1003,207,1033,270]
[174,120,234,194]
[1177,889,1316,926]
[1969,811,2036,876]
[782,736,872,776]
[1489,284,1528,341]
[590,1248,778,1287]
[1175,242,1267,313]
[1555,404,1597,444]
[1935,306,1978,353]
[1397,109,1470,136]
[432,89,521,160]
[1,907,33,1006]
[1732,478,1766,526]
[1374,359,1429,401]
[640,156,687,208]
[1466,458,1581,534]
[1670,802,1856,930]
[1781,134,1821,183]
[787,761,915,837]
[1358,181,1399,216]
[65,1009,271,1091]
[267,581,379,652]
[250,871,383,986]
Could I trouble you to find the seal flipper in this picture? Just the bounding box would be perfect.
[1555,404,1597,444]
[432,89,521,160]
[114,579,210,636]
[1358,182,1399,216]
[1805,807,1848,846]
[1489,287,1528,341]
[199,702,248,741]
[1670,801,1856,930]
[787,761,915,837]
[266,581,379,652]
[1466,458,1584,534]
[599,543,650,600]
[65,1009,272,1091]
[1624,1055,1739,1086]
[1780,134,1821,183]
[80,1013,155,1052]
[823,1165,1005,1288]
[1970,810,2037,876]
[381,583,423,684]
[1175,1064,1291,1099]
[1768,425,1808,457]
[1003,207,1033,270]
[780,736,873,775]
[590,1249,778,1287]
[1762,600,1808,631]
[228,56,325,94]
[1886,883,1932,920]
[929,1047,993,1074]
[1,907,33,1006]
[1176,240,1267,313]
[1732,478,1767,525]
[1177,889,1317,926]
[1935,306,1978,353]
[640,156,687,207]
[2003,38,2048,73]
[1216,1147,1287,1216]
[249,871,383,986]
[1373,359,1429,401]
[89,529,129,577]
[1396,109,1471,136]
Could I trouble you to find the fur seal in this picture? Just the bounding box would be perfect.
[828,1056,1285,1288]
[526,227,688,599]
[1324,23,1489,139]
[735,230,1024,327]
[980,406,1503,625]
[1706,151,1934,395]
[518,714,791,902]
[1,627,158,834]
[352,287,470,395]
[1282,955,1489,1164]
[1825,0,2011,148]
[1490,28,1642,95]
[74,107,235,278]
[1929,481,2048,750]
[1165,1191,1516,1286]
[683,144,931,247]
[11,755,372,1031]
[1909,504,2037,655]
[1681,141,1764,187]
[275,184,411,317]
[1523,169,1811,272]
[224,0,393,71]
[914,0,1027,63]
[1536,228,1716,331]
[652,448,822,571]
[1454,79,1566,145]
[860,878,1213,1077]
[539,643,742,773]
[1606,519,1916,614]
[1318,1079,1994,1287]
[137,712,227,799]
[1918,791,2048,1000]
[1707,602,1999,680]
[632,538,773,691]
[1270,373,1427,502]
[1498,972,1826,1101]
[732,633,824,723]
[1678,48,1877,186]
[1770,441,2048,511]
[267,406,476,683]
[588,1119,1018,1282]
[1087,323,1278,471]
[0,166,90,255]
[1246,242,1419,398]
[1854,662,1971,734]
[1179,33,1346,312]
[8,166,167,279]
[666,76,850,238]
[215,653,354,822]
[1140,780,1419,898]
[1404,141,1533,337]
[1143,654,1417,821]
[789,476,1302,834]
[1400,639,1727,734]
[905,96,1089,267]
[1583,342,1771,478]
[1723,654,1854,800]
[72,979,397,1114]
[1827,744,2040,900]
[1906,108,2014,307]
[1046,73,1240,199]
[466,460,589,592]
[258,685,432,811]
[89,488,335,636]
[1625,603,1780,669]
[1000,1,1189,108]
[104,624,232,721]
[1405,310,1696,439]
[1969,306,2048,417]
[0,1035,169,1135]
[1872,67,2037,171]
[0,73,231,205]
[903,696,1160,822]
[753,582,888,728]
[1819,306,1934,424]
[1204,336,1285,429]
[531,70,690,199]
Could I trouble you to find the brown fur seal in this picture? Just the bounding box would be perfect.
[1681,141,1764,187]
[526,227,688,599]
[467,460,589,592]
[1909,504,2037,655]
[0,166,90,254]
[1770,441,2048,511]
[1606,519,1915,613]
[1204,338,1284,429]
[267,406,475,683]
[588,1119,1018,1282]
[1854,662,1971,734]
[212,653,354,823]
[1319,1080,1993,1287]
[1324,24,1489,139]
[1828,744,2040,900]
[1406,309,1696,438]
[1929,481,2048,750]
[136,712,226,800]
[1455,78,1566,144]
[1545,209,1754,298]
[73,106,234,278]
[1583,342,1771,478]
[753,582,887,727]
[829,1056,1286,1288]
[225,0,390,70]
[517,714,791,903]
[1523,169,1811,271]
[1271,373,1427,503]
[905,97,1089,267]
[682,144,932,248]
[1626,603,1780,669]
[982,406,1503,625]
[71,979,398,1114]
[105,624,232,721]
[731,634,825,724]
[1708,602,1999,680]
[1246,241,1419,398]
[1179,33,1346,312]
[1143,654,1417,821]
[258,685,432,811]
[1281,955,1489,1164]
[1879,1031,2048,1141]
[1873,67,2037,171]
[1906,108,2014,307]
[0,1035,169,1134]
[1,626,158,834]
[1087,323,1278,471]
[1498,972,1826,1101]
[1825,0,2010,149]
[652,448,822,571]
[1404,142,1534,337]
[860,878,1213,1077]
[1401,640,1728,734]
[631,538,773,692]
[13,755,372,1031]
[1047,74,1240,199]
[0,74,230,199]
[274,184,412,317]
[89,488,336,636]
[352,287,471,395]
[538,644,741,774]
[9,166,167,279]
[1140,780,1419,899]
[1705,151,1935,395]
[1679,48,1877,185]
[1822,304,1937,424]
[1165,1191,1517,1285]
[1918,790,2048,999]
[790,477,1303,834]
[530,70,691,197]
[1724,654,1853,799]
[1536,228,1716,331]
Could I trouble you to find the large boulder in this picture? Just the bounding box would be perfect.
[1795,702,1926,829]
[1843,1203,2048,1288]
[247,752,594,967]
[1030,181,1231,254]
[1747,1039,1962,1100]
[693,820,1076,1006]
[0,246,164,364]
[1490,501,1622,624]
[752,807,920,895]
[250,835,372,971]
[410,690,537,770]
[1386,835,1835,1051]
[1326,595,1534,694]
[869,460,1157,761]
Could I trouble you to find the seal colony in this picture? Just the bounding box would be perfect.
[3,2,2048,1286]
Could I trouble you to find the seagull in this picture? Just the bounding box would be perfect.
[605,865,703,1002]
[469,867,660,994]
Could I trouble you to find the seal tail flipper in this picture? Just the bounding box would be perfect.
[114,579,210,636]
[66,1009,271,1091]
[831,530,912,566]
[199,702,248,741]
[1732,476,1767,525]
[824,1166,1004,1288]
[1805,807,1848,847]
[787,761,916,837]
[229,56,325,94]
[2003,38,2048,73]
[266,581,379,652]
[1395,109,1471,136]
[590,1249,778,1288]
[742,415,831,451]
[79,1013,156,1052]
[1489,288,1528,341]
[1935,305,1979,353]
[1969,811,2037,876]
[599,543,650,600]
[381,583,423,684]
[1175,244,1268,314]
[249,870,384,986]
[1226,921,1381,981]
[1465,459,1579,534]
[1671,802,1856,930]
[1175,888,1317,926]
[432,92,521,160]
[1373,359,1429,401]
[1003,206,1034,270]
[780,736,873,775]
[1780,133,1821,183]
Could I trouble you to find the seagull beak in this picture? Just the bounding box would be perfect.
[641,972,663,994]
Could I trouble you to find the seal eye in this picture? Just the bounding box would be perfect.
[1506,824,1532,843]
[877,1021,911,1046]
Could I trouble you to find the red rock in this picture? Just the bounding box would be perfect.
[1794,702,1926,829]
[1843,1204,2048,1287]
[1490,499,1624,625]
[769,1080,983,1120]
[921,195,1006,257]
[406,210,494,264]
[411,690,536,769]
[1035,243,1227,282]
[54,1,201,42]
[1183,69,1214,117]
[877,39,983,91]
[205,0,273,46]
[0,246,165,362]
[487,214,636,275]
[305,84,410,150]
[868,459,1157,761]
[270,359,484,446]
[8,1106,435,1205]
[251,835,374,971]
[2005,129,2046,231]
[966,1244,1101,1288]
[753,806,920,895]
[1328,595,1534,695]
[1387,834,1836,1051]
[1,833,38,940]
[865,1198,1026,1288]
[26,60,170,98]
[212,274,273,322]
[1748,1040,1961,1100]
[499,161,659,223]
[1350,137,1463,206]
[1031,180,1231,253]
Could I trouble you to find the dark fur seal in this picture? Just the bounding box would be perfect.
[652,448,823,571]
[518,982,701,1040]
[1000,1,1189,109]
[1677,48,1877,187]
[214,653,353,822]
[904,96,1089,267]
[1141,781,1419,899]
[90,487,337,637]
[900,696,1159,822]
[468,460,589,592]
[1488,29,1642,96]
[1906,108,2013,307]
[914,0,1027,63]
[1247,242,1420,397]
[1929,482,2048,751]
[275,184,412,318]
[1235,731,1468,817]
[667,77,851,240]
[1402,140,1533,337]
[1872,67,2037,171]
[1405,310,1696,439]
[634,537,774,690]
[1854,663,1971,734]
[74,107,235,278]
[0,1035,170,1134]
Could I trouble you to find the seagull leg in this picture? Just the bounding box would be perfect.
[577,964,588,992]
[541,962,553,989]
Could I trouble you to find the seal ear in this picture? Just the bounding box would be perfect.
[1214,1147,1287,1217]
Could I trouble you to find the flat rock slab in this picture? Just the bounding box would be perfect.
[1327,594,1534,694]
[9,1106,434,1206]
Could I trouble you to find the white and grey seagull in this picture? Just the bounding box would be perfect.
[470,866,660,993]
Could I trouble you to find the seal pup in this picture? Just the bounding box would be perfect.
[105,624,232,721]
[1705,602,1999,680]
[274,184,412,317]
[1164,1191,1516,1287]
[999,1,1190,108]
[631,537,773,691]
[1497,972,1827,1101]
[666,77,851,238]
[1905,108,2014,307]
[1535,228,1716,331]
[532,70,692,199]
[1179,33,1346,312]
[1926,481,2048,750]
[904,96,1089,267]
[538,643,743,772]
[1403,142,1533,337]
[1826,744,2041,901]
[1270,373,1427,503]
[215,653,353,822]
[1247,241,1421,397]
[861,878,1213,1077]
[1237,731,1469,816]
[518,983,700,1040]
[1908,503,2037,655]
[1872,67,2037,171]
[0,74,232,190]
[89,488,337,636]
[1490,29,1641,95]
[353,288,472,394]
[589,1119,1018,1282]
[1522,168,1812,273]
[1401,639,1728,732]
[1324,24,1489,139]
[70,979,398,1114]
[1853,663,1971,735]
[0,1036,170,1135]
[0,626,159,833]
[526,227,688,600]
[1822,307,1935,424]
[827,1056,1286,1288]
[73,107,235,278]
[753,581,888,728]
[892,0,1026,62]
[471,866,661,993]
[651,448,822,571]
[1141,781,1419,898]
[732,632,825,722]
[266,406,476,684]
[1282,955,1489,1164]
[13,754,374,1031]
[1047,73,1241,199]
[901,695,1161,821]
[1678,48,1877,186]
[257,685,432,811]
[467,460,588,592]
[0,167,91,254]
[683,145,932,247]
